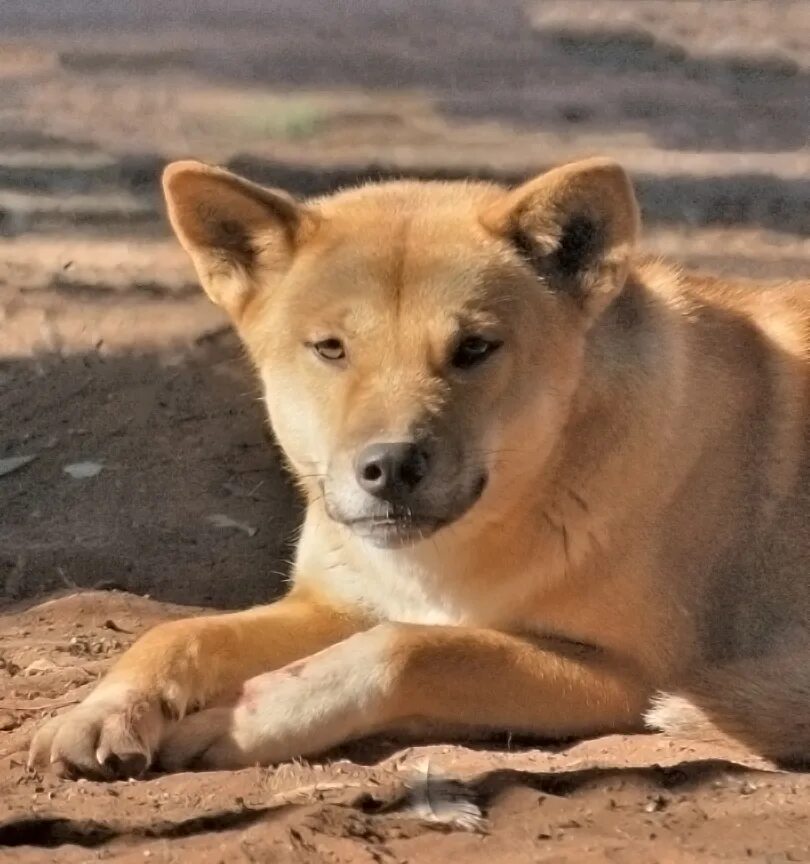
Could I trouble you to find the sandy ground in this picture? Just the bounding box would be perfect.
[1,2,809,861]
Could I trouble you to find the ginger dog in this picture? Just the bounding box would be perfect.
[30,158,810,777]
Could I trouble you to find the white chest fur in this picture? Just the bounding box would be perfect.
[296,517,542,629]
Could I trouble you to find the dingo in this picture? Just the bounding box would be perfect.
[30,158,810,777]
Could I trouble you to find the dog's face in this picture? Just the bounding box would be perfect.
[164,159,639,548]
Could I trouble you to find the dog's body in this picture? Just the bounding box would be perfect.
[30,159,810,777]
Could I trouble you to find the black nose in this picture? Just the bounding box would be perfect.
[355,442,430,498]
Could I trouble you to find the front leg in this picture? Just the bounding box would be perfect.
[28,588,365,778]
[160,624,652,770]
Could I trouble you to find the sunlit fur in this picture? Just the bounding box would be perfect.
[29,158,810,777]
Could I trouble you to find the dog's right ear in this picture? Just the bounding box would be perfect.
[481,158,639,320]
[162,161,315,319]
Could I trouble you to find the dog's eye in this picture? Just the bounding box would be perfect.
[313,338,345,362]
[451,336,502,369]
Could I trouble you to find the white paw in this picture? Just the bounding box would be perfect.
[158,705,243,770]
[158,665,324,771]
[159,626,396,771]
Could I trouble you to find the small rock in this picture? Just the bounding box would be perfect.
[63,461,103,479]
[207,513,257,537]
[644,794,668,813]
[0,657,21,676]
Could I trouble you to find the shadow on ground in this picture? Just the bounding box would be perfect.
[0,332,301,610]
[0,758,756,850]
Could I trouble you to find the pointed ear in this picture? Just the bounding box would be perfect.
[162,160,315,319]
[481,158,640,316]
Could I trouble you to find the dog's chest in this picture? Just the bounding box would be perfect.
[319,555,460,624]
[324,544,538,627]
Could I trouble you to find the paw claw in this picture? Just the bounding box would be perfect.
[98,751,149,779]
[27,688,167,780]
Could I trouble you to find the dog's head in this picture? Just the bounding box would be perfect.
[163,159,639,548]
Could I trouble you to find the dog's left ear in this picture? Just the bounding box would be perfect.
[482,158,640,317]
[162,160,316,320]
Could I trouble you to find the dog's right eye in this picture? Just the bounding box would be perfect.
[451,336,502,370]
[312,338,346,362]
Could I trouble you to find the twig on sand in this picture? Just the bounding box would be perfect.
[268,780,363,805]
[1,696,82,713]
[0,745,27,760]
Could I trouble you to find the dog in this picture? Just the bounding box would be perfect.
[29,157,810,778]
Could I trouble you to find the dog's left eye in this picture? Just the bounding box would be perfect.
[451,336,502,369]
[313,338,346,361]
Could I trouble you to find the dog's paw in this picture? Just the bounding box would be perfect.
[158,666,308,771]
[28,686,167,779]
[160,632,391,771]
[158,706,250,771]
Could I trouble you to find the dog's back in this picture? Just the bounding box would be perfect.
[641,270,810,761]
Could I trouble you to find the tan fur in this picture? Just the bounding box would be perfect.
[29,158,810,777]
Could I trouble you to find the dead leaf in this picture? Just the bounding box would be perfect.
[103,619,130,634]
[0,455,36,478]
[23,658,59,676]
[207,513,258,537]
[63,461,103,479]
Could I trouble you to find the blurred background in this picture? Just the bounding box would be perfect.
[1,1,809,608]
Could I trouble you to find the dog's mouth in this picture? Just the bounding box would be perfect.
[326,472,488,548]
[345,514,450,548]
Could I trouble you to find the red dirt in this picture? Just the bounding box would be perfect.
[4,592,810,863]
[2,2,809,861]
